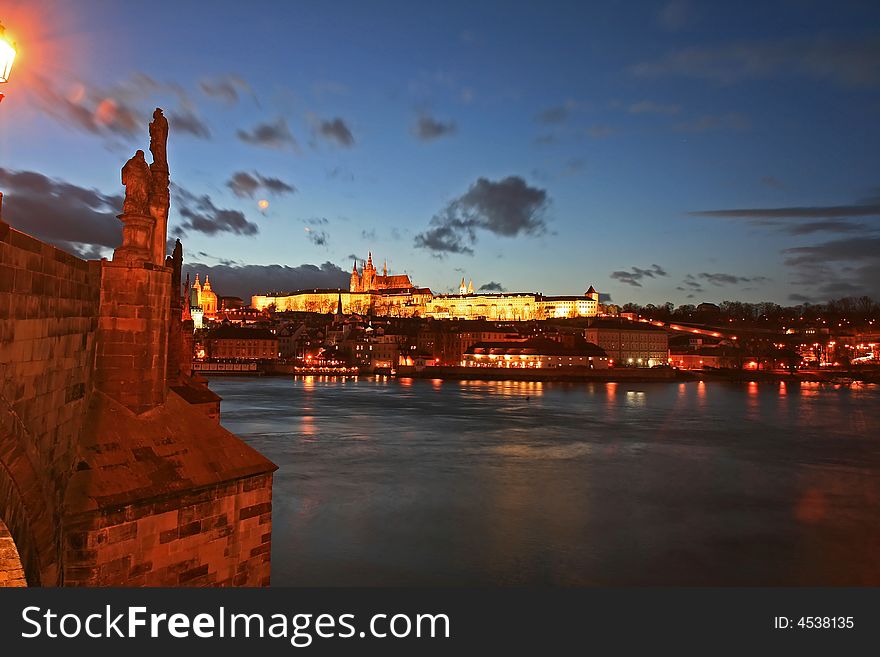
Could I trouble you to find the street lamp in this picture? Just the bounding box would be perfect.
[0,21,17,101]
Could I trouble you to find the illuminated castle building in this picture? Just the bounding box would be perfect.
[425,283,600,321]
[350,252,413,292]
[250,256,601,321]
[189,273,218,328]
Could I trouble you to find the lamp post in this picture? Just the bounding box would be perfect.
[0,21,16,103]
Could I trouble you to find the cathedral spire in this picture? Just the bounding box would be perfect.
[367,251,373,269]
[383,259,388,277]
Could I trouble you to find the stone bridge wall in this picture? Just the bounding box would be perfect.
[0,219,276,587]
[0,220,101,585]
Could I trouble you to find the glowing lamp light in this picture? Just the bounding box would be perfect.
[0,22,16,87]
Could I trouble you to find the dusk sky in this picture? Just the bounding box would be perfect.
[0,0,878,303]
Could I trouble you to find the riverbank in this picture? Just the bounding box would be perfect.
[197,361,880,384]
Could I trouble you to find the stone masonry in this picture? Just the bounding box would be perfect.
[0,109,276,586]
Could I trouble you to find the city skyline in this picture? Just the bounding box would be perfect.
[1,0,879,305]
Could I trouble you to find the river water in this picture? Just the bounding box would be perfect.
[211,376,880,586]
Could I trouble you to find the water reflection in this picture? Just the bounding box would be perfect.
[213,377,880,586]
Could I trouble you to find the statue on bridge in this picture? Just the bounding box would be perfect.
[121,150,152,216]
[149,108,169,172]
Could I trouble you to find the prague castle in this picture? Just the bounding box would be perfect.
[251,253,602,321]
[350,252,413,292]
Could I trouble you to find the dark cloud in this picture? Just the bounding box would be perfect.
[782,236,880,300]
[609,264,668,287]
[788,293,814,303]
[318,118,355,147]
[174,187,259,236]
[360,228,377,241]
[304,228,329,246]
[782,220,872,235]
[168,109,211,139]
[689,204,880,219]
[479,281,505,292]
[237,118,298,150]
[30,75,144,139]
[414,176,549,255]
[227,171,296,198]
[199,76,254,104]
[698,272,770,286]
[632,37,880,87]
[0,168,122,258]
[30,73,210,145]
[413,115,457,141]
[783,237,880,267]
[304,217,329,226]
[182,262,350,300]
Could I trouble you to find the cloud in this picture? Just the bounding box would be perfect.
[413,114,457,141]
[697,272,770,286]
[674,112,750,132]
[199,76,254,104]
[414,176,549,255]
[29,73,210,144]
[689,203,880,219]
[0,167,122,258]
[30,75,144,139]
[609,264,668,287]
[783,237,880,267]
[318,118,355,147]
[627,100,681,115]
[479,281,505,292]
[237,118,299,150]
[174,186,259,236]
[782,220,873,235]
[534,100,577,124]
[168,109,211,139]
[631,37,880,87]
[783,237,880,299]
[304,227,329,246]
[182,262,350,299]
[360,228,377,241]
[227,171,296,198]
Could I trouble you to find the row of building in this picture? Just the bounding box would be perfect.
[250,252,603,321]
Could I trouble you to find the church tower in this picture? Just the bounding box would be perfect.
[192,273,202,307]
[467,279,474,294]
[459,277,467,295]
[363,252,376,292]
[350,259,361,293]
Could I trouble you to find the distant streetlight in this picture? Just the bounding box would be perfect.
[0,21,17,99]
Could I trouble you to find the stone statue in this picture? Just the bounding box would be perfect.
[121,150,152,216]
[149,107,169,170]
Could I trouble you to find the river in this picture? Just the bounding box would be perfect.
[211,376,880,586]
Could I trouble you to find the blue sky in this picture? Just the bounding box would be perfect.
[1,0,878,303]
